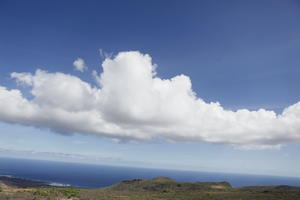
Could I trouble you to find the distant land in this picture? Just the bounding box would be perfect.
[0,175,51,188]
[1,175,300,200]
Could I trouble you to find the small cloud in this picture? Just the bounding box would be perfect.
[73,58,87,72]
[92,70,101,86]
[99,49,113,59]
[112,138,121,143]
[11,72,33,86]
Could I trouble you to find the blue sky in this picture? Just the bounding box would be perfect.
[1,0,300,177]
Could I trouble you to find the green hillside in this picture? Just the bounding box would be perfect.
[1,176,300,200]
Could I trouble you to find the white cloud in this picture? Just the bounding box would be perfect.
[99,49,113,59]
[73,57,87,72]
[1,51,300,149]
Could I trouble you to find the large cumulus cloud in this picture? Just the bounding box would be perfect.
[1,51,300,149]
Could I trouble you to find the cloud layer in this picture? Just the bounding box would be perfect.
[1,51,300,149]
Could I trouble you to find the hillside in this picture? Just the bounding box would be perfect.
[1,176,300,200]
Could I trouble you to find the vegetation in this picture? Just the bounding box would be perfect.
[61,188,80,198]
[1,176,300,200]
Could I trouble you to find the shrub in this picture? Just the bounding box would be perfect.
[61,188,79,198]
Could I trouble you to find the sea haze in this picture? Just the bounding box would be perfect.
[1,157,300,188]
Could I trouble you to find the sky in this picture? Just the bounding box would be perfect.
[1,0,300,177]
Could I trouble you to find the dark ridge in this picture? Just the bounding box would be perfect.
[0,176,51,188]
[239,185,300,192]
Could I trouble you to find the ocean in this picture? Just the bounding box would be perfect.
[1,157,300,188]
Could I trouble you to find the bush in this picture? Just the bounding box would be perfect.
[61,188,79,198]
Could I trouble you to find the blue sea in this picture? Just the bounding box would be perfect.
[1,157,300,188]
